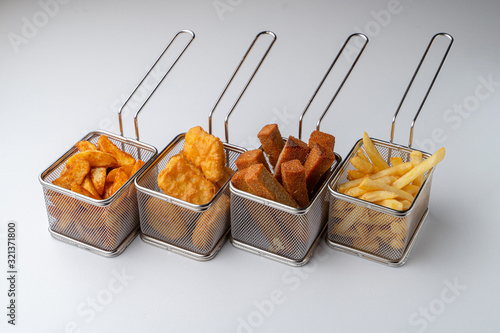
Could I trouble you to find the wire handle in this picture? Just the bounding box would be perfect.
[118,29,195,141]
[390,32,454,148]
[298,33,369,140]
[207,31,277,143]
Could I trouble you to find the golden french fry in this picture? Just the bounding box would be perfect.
[350,156,375,174]
[402,184,420,196]
[76,141,97,152]
[370,162,413,179]
[90,167,106,196]
[363,132,390,170]
[347,169,366,180]
[338,178,363,193]
[375,199,404,210]
[393,148,445,189]
[390,156,404,166]
[359,178,414,202]
[401,200,412,210]
[356,148,370,163]
[410,150,424,186]
[345,186,368,198]
[360,191,398,202]
[52,159,90,190]
[97,135,136,167]
[66,150,118,169]
[82,174,102,200]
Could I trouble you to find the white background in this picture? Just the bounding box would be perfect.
[1,0,499,332]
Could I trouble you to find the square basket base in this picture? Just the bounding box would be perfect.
[325,209,429,267]
[139,229,230,262]
[48,226,140,258]
[230,223,328,267]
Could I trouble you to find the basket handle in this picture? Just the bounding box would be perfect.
[298,33,369,140]
[118,29,195,141]
[390,32,454,148]
[207,31,277,143]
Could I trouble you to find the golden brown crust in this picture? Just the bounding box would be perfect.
[183,126,226,183]
[309,130,335,152]
[304,143,335,193]
[257,124,284,168]
[281,159,310,207]
[231,168,253,193]
[157,154,215,205]
[235,149,270,172]
[244,164,299,208]
[273,136,310,183]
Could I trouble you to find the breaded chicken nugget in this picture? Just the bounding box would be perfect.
[183,126,226,183]
[157,154,215,205]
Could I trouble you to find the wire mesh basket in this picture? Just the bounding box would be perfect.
[38,30,195,257]
[230,33,369,266]
[326,33,454,266]
[135,31,276,260]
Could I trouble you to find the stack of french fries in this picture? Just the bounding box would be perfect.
[330,132,445,253]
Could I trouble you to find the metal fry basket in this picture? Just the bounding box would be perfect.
[135,31,276,261]
[326,33,454,266]
[230,33,369,266]
[38,30,195,257]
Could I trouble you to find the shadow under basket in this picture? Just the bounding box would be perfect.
[39,130,158,257]
[326,138,434,267]
[135,133,247,261]
[230,153,342,267]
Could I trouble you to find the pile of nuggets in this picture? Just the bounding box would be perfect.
[157,126,233,205]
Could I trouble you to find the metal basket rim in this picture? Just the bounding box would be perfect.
[39,129,158,207]
[135,132,247,212]
[328,137,435,217]
[229,152,342,215]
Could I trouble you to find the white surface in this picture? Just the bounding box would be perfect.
[1,0,500,332]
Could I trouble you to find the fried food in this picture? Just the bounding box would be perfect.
[274,136,310,183]
[183,126,226,183]
[192,194,230,250]
[257,124,285,168]
[53,159,90,190]
[244,164,299,208]
[90,167,107,196]
[235,149,270,172]
[157,154,215,205]
[76,141,97,152]
[97,135,136,167]
[303,143,335,193]
[308,130,335,152]
[281,159,309,207]
[65,150,118,169]
[144,196,189,241]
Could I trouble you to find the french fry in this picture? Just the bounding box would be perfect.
[402,184,420,196]
[52,159,90,190]
[370,162,413,179]
[390,156,404,166]
[359,178,414,202]
[90,167,106,196]
[345,186,369,198]
[410,150,424,186]
[97,135,136,167]
[401,200,412,210]
[393,148,445,189]
[359,191,398,202]
[356,148,370,163]
[350,156,375,174]
[363,132,390,170]
[76,141,97,152]
[347,169,366,180]
[66,150,118,169]
[375,199,404,210]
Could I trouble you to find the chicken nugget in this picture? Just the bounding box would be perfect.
[183,126,226,183]
[157,154,215,205]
